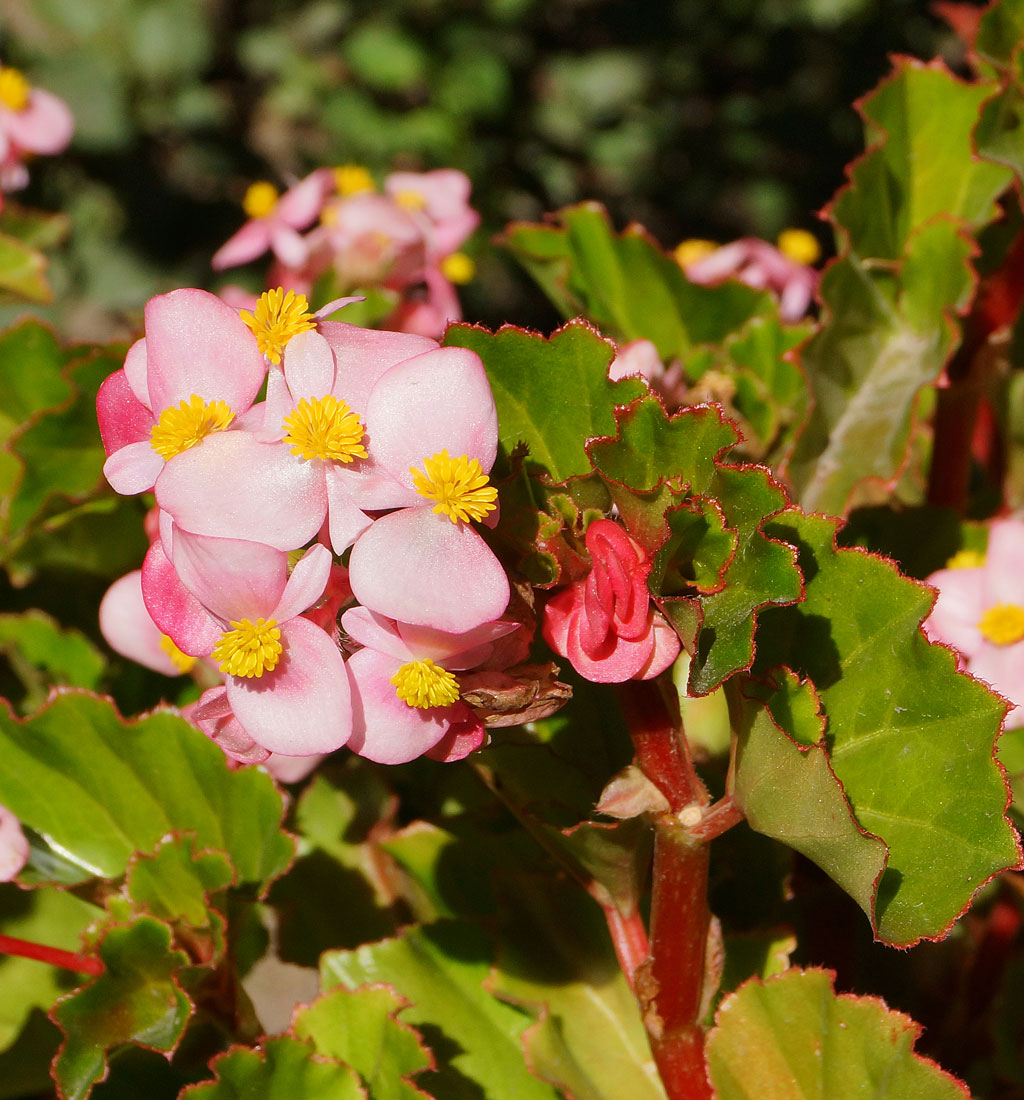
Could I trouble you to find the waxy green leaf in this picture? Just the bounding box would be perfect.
[754,510,1020,944]
[52,917,190,1100]
[707,968,969,1099]
[125,835,234,932]
[0,610,105,713]
[0,692,292,892]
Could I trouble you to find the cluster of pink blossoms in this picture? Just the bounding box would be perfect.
[0,64,73,202]
[213,166,479,340]
[97,287,515,768]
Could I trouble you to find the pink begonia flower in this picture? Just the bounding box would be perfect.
[383,169,480,259]
[342,606,516,764]
[923,517,1024,728]
[0,804,28,882]
[345,344,510,633]
[160,530,352,756]
[97,288,268,498]
[99,568,197,677]
[608,339,665,384]
[212,169,333,271]
[680,235,819,322]
[313,192,427,288]
[542,519,681,683]
[0,66,73,192]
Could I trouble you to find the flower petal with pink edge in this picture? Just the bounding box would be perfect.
[190,687,271,765]
[144,289,266,414]
[319,322,437,415]
[348,507,510,633]
[122,338,151,409]
[275,169,333,227]
[103,440,166,496]
[155,430,327,551]
[141,539,222,657]
[172,529,288,624]
[346,647,468,764]
[212,220,273,270]
[365,346,498,491]
[635,611,682,680]
[982,518,1024,607]
[99,570,186,676]
[924,567,986,658]
[565,611,657,683]
[5,88,73,154]
[324,465,374,553]
[97,368,153,456]
[269,223,310,268]
[424,717,486,761]
[272,543,332,623]
[225,616,352,755]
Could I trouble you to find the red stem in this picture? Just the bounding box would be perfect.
[592,893,650,992]
[0,933,103,976]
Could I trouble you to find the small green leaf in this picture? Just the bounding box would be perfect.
[0,203,70,251]
[706,967,969,1099]
[294,985,434,1100]
[125,835,234,930]
[0,321,68,450]
[975,0,1024,69]
[0,692,292,892]
[734,672,888,924]
[0,233,53,302]
[755,510,1021,944]
[52,917,191,1100]
[0,610,106,712]
[182,1036,364,1100]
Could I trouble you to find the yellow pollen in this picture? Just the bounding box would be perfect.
[150,395,234,460]
[282,395,368,463]
[240,287,316,365]
[395,189,426,211]
[441,251,476,285]
[391,659,460,709]
[212,618,282,679]
[0,68,30,112]
[242,180,279,220]
[946,549,985,570]
[334,164,375,196]
[411,449,497,524]
[674,239,718,267]
[159,634,196,674]
[978,604,1024,647]
[777,228,821,266]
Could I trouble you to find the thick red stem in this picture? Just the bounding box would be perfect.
[0,933,103,976]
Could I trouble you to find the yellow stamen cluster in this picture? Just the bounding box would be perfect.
[978,604,1024,647]
[777,227,821,266]
[411,450,497,524]
[395,189,426,212]
[674,239,718,268]
[242,180,279,220]
[212,618,283,678]
[159,634,197,674]
[282,395,368,463]
[441,252,476,285]
[150,395,234,460]
[240,288,316,365]
[0,68,30,112]
[334,164,375,196]
[391,658,460,709]
[946,549,985,570]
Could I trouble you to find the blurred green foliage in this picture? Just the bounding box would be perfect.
[0,0,953,338]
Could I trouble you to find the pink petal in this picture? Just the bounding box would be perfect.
[283,330,336,400]
[968,642,1024,723]
[341,606,416,663]
[225,616,352,755]
[565,611,657,682]
[272,543,332,623]
[348,507,509,633]
[0,804,28,882]
[155,431,327,551]
[346,647,462,764]
[103,440,165,496]
[141,539,223,656]
[319,321,437,415]
[99,570,186,676]
[172,529,288,624]
[395,617,519,667]
[123,338,151,409]
[145,288,266,415]
[424,717,486,761]
[190,687,271,765]
[262,753,324,783]
[4,88,73,154]
[365,346,498,490]
[924,567,986,658]
[275,169,332,227]
[983,519,1024,607]
[636,611,682,680]
[96,369,153,456]
[211,220,273,271]
[324,465,374,553]
[269,223,310,268]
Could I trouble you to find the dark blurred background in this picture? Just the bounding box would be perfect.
[0,0,970,339]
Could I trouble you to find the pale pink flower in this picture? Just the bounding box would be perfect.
[923,518,1024,727]
[383,170,479,259]
[99,568,197,677]
[342,606,516,764]
[0,804,28,882]
[212,170,333,271]
[0,65,73,191]
[543,519,681,683]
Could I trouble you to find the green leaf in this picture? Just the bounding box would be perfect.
[0,203,70,251]
[706,967,969,1100]
[500,202,774,358]
[0,233,53,302]
[182,1036,364,1100]
[0,321,69,451]
[0,692,292,891]
[125,835,234,930]
[294,985,435,1100]
[734,671,888,924]
[444,320,645,482]
[754,510,1021,944]
[0,610,106,712]
[321,922,561,1100]
[976,0,1024,68]
[52,917,191,1100]
[785,221,974,514]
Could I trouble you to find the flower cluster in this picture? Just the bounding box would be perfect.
[0,64,73,201]
[923,517,1024,728]
[97,286,516,766]
[213,166,479,340]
